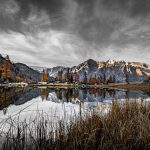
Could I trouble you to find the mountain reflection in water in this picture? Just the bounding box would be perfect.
[0,87,150,115]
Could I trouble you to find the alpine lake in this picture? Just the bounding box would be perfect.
[0,86,150,123]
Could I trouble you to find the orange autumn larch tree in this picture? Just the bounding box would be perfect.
[56,70,63,82]
[1,55,11,81]
[41,69,49,82]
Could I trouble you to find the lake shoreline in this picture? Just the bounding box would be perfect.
[32,82,150,90]
[0,82,150,90]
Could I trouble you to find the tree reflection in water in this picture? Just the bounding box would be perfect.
[0,87,150,115]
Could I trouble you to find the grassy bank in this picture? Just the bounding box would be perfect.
[32,82,150,90]
[1,82,150,90]
[1,101,150,150]
[95,83,150,90]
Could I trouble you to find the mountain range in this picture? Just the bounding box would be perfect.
[32,59,150,83]
[0,53,150,83]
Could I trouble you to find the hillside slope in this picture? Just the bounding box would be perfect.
[0,55,40,83]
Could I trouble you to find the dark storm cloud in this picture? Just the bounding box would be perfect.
[0,0,150,66]
[0,0,65,32]
[71,0,150,46]
[0,0,22,32]
[75,0,150,17]
[14,0,66,28]
[15,0,64,16]
[2,0,150,45]
[101,0,150,17]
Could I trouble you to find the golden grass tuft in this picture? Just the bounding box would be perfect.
[1,101,150,150]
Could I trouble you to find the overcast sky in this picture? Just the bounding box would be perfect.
[0,0,150,67]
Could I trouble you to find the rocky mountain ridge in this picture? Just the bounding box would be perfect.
[36,59,150,83]
[1,53,149,83]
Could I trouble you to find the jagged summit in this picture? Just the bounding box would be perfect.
[78,59,96,66]
[77,59,98,71]
[86,59,97,63]
[106,59,116,65]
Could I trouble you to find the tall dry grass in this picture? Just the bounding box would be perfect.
[1,101,150,150]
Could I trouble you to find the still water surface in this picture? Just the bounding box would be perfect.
[0,87,150,126]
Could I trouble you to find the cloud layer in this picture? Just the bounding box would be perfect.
[0,0,150,67]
